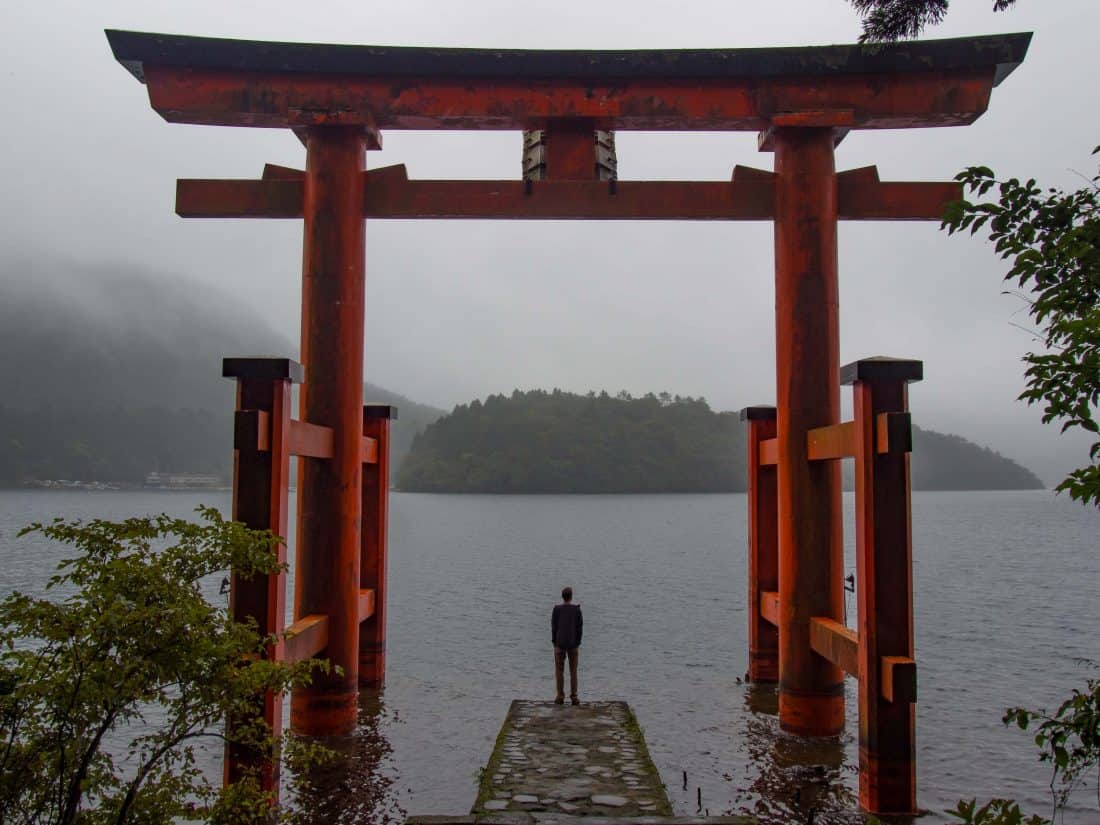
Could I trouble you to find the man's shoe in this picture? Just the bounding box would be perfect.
[570,697,580,706]
[554,697,564,705]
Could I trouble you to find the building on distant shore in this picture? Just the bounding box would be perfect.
[27,479,121,491]
[144,472,224,490]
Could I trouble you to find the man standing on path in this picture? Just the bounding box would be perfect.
[551,586,583,705]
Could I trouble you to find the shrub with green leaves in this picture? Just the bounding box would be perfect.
[0,507,327,825]
[949,798,1048,825]
[947,665,1099,824]
[1002,667,1100,817]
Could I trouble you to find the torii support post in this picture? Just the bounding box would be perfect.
[846,357,922,814]
[359,404,396,687]
[222,356,301,793]
[292,126,368,736]
[772,126,845,736]
[741,406,778,683]
[753,357,921,813]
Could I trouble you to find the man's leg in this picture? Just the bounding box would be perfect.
[568,647,579,703]
[554,647,565,703]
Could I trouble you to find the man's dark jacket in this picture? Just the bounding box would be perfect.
[551,602,583,650]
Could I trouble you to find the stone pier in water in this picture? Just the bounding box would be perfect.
[409,699,748,824]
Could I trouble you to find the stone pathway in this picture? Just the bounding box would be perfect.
[474,700,671,818]
[407,699,750,824]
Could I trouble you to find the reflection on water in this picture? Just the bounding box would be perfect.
[734,684,865,825]
[286,690,405,825]
[3,490,1098,822]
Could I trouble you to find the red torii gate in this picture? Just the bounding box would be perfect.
[107,28,1029,815]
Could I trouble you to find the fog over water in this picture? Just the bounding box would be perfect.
[2,0,1099,487]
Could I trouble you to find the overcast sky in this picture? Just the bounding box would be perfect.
[1,0,1097,485]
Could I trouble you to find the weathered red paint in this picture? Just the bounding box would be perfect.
[875,412,914,455]
[143,63,997,131]
[880,655,917,704]
[291,127,367,737]
[543,121,600,180]
[806,421,857,461]
[773,126,845,737]
[357,588,377,622]
[808,617,859,678]
[760,591,780,624]
[744,407,778,683]
[223,358,295,793]
[359,405,394,687]
[283,614,329,665]
[288,418,335,458]
[850,361,920,813]
[175,173,959,221]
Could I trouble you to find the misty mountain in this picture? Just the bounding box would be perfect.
[2,263,258,413]
[0,261,1045,492]
[909,427,1044,491]
[0,260,444,483]
[396,389,1044,494]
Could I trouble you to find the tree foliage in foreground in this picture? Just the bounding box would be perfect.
[849,0,1017,42]
[943,152,1100,507]
[1002,666,1100,815]
[0,508,328,824]
[949,665,1100,824]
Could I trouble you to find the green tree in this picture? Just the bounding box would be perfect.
[849,0,1017,41]
[0,508,327,824]
[943,157,1100,506]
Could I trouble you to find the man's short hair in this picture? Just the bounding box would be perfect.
[561,586,573,602]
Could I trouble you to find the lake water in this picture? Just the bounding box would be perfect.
[1,489,1097,823]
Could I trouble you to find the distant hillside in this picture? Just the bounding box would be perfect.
[0,261,443,485]
[358,385,445,471]
[396,389,1044,494]
[911,427,1043,491]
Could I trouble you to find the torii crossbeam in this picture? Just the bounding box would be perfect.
[107,28,1030,816]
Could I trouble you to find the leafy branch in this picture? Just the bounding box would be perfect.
[1003,665,1100,818]
[942,150,1100,506]
[849,0,1017,42]
[0,507,331,824]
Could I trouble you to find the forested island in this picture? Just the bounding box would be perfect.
[396,389,1045,493]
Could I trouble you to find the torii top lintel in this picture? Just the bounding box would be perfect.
[106,29,1030,132]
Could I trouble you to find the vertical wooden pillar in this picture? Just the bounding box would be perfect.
[222,357,301,792]
[772,127,845,736]
[293,126,368,736]
[359,403,397,687]
[846,357,921,814]
[741,405,778,683]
